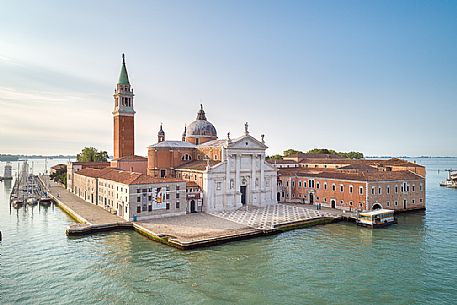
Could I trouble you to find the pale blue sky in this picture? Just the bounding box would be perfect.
[0,0,456,156]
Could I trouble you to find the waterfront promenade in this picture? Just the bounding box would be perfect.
[40,175,344,249]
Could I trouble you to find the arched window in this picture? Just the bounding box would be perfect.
[181,154,192,161]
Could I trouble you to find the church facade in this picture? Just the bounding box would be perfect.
[68,55,277,216]
[148,106,278,213]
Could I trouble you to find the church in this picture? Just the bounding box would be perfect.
[79,54,278,215]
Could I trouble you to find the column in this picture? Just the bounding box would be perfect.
[260,154,265,191]
[235,154,241,203]
[251,154,256,204]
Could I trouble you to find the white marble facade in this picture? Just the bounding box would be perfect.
[202,134,277,213]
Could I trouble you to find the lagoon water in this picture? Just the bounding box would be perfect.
[1,158,456,305]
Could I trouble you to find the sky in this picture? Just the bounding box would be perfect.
[0,0,456,157]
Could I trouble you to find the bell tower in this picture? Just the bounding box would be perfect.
[113,54,135,159]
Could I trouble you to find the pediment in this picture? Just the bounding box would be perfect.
[228,135,267,150]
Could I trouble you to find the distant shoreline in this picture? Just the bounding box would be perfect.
[0,155,76,162]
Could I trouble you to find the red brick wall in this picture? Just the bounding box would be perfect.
[114,115,134,159]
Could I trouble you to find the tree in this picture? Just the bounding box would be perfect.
[307,148,337,155]
[306,148,364,159]
[50,167,67,188]
[283,149,302,157]
[268,154,283,160]
[76,147,109,162]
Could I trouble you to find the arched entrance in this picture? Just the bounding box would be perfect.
[372,203,383,210]
[331,199,336,209]
[309,193,314,205]
[190,200,196,213]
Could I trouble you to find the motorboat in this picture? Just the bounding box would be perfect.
[356,209,396,228]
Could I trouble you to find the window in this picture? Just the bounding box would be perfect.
[332,184,336,191]
[176,201,180,209]
[137,189,140,193]
[378,187,382,195]
[324,183,327,190]
[349,201,353,206]
[137,206,141,213]
[387,186,390,194]
[148,205,152,212]
[420,198,423,203]
[316,182,320,189]
[137,197,140,202]
[340,200,344,205]
[412,185,415,192]
[304,181,307,188]
[371,187,375,195]
[292,181,295,187]
[181,154,192,161]
[340,185,344,192]
[349,186,353,193]
[395,185,398,193]
[176,193,180,199]
[395,201,398,206]
[387,201,390,207]
[166,194,170,200]
[412,199,415,204]
[216,182,221,190]
[298,181,302,187]
[166,202,170,210]
[359,187,363,195]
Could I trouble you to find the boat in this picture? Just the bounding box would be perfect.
[356,209,396,228]
[12,199,24,209]
[440,170,457,188]
[27,197,38,205]
[39,197,52,206]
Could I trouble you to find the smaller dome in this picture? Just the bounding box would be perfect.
[186,105,217,138]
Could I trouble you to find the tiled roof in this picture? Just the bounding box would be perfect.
[175,160,221,171]
[278,168,423,182]
[75,167,183,185]
[71,161,110,167]
[149,141,196,149]
[338,164,377,171]
[197,139,227,147]
[111,155,147,161]
[297,157,425,169]
[186,181,200,188]
[266,159,298,164]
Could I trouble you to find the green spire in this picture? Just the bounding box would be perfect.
[118,53,130,85]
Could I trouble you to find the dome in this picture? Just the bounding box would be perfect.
[186,105,217,138]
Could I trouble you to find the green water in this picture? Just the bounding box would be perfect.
[1,158,456,304]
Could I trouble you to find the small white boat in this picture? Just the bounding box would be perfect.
[27,197,38,205]
[356,209,396,228]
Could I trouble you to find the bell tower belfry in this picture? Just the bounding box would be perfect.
[113,54,135,159]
